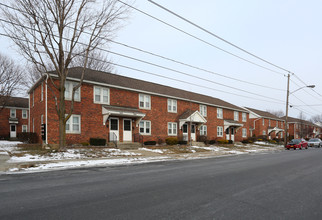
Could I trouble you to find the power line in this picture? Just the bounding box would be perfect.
[114,0,286,76]
[148,0,291,74]
[0,18,286,103]
[0,2,286,92]
[0,31,286,105]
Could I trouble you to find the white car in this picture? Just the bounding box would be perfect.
[307,138,322,148]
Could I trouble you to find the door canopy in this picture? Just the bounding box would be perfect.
[268,127,284,135]
[102,106,145,127]
[224,119,243,131]
[179,110,207,128]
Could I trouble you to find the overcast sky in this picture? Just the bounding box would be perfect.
[1,0,322,119]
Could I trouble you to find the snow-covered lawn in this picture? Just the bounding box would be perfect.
[0,140,284,174]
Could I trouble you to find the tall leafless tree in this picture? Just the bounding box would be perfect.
[0,53,25,110]
[267,109,284,118]
[1,0,130,149]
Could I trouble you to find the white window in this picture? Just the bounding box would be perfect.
[242,128,247,137]
[281,122,283,128]
[234,111,239,121]
[217,108,223,119]
[200,125,207,136]
[139,94,151,109]
[66,115,81,134]
[262,118,265,125]
[281,133,283,138]
[94,86,109,104]
[139,120,151,135]
[200,105,207,117]
[41,83,43,102]
[242,113,247,122]
[168,122,177,136]
[65,81,80,101]
[22,125,28,132]
[263,130,266,135]
[217,126,223,137]
[22,109,27,119]
[167,99,177,113]
[10,109,16,118]
[269,119,271,126]
[41,115,43,124]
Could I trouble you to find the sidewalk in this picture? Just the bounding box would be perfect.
[0,142,285,174]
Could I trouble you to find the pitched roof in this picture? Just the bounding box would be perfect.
[281,116,315,126]
[0,96,28,108]
[244,107,283,121]
[42,67,247,112]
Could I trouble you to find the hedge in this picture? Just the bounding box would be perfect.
[166,137,178,145]
[17,132,38,144]
[89,138,106,146]
[144,141,157,146]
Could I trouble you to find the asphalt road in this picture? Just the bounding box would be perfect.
[1,148,322,220]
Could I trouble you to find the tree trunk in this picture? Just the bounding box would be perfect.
[58,82,66,150]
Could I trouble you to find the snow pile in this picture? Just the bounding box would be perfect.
[0,141,22,153]
[139,148,165,154]
[191,146,228,152]
[8,156,170,173]
[105,148,141,156]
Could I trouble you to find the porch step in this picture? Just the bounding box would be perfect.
[108,142,142,150]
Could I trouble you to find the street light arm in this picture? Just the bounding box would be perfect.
[290,85,315,94]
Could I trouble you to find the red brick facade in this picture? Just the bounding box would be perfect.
[29,77,252,145]
[0,105,29,139]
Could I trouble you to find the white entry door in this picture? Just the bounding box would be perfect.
[123,119,132,142]
[191,124,196,141]
[226,128,230,140]
[182,124,188,141]
[231,127,235,142]
[10,125,16,138]
[109,118,119,141]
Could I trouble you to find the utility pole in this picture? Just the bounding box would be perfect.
[284,73,290,147]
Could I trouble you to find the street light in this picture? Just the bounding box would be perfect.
[284,74,315,146]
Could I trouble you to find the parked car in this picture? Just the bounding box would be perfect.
[307,138,322,148]
[285,139,308,150]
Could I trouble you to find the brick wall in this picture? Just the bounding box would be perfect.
[0,108,29,139]
[30,79,251,145]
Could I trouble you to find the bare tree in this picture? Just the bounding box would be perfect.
[0,53,25,110]
[311,114,322,123]
[1,0,130,149]
[267,109,284,117]
[298,112,309,138]
[70,50,115,73]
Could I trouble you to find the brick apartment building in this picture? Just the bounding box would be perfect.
[0,96,29,139]
[28,67,251,145]
[282,116,320,139]
[244,107,285,139]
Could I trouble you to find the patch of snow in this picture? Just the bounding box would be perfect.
[139,148,164,154]
[191,146,228,151]
[7,156,170,173]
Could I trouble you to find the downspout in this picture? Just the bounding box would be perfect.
[253,117,261,136]
[45,75,48,145]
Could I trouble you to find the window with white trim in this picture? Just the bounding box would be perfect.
[217,108,223,119]
[234,111,239,121]
[269,119,271,126]
[242,128,247,137]
[139,94,151,109]
[22,125,27,132]
[242,113,247,122]
[139,120,151,135]
[263,130,266,135]
[10,109,16,118]
[262,118,265,125]
[41,115,43,124]
[200,105,207,117]
[94,86,109,104]
[66,115,81,134]
[217,126,223,137]
[200,125,207,136]
[281,132,283,138]
[167,99,177,113]
[65,81,80,101]
[168,122,177,136]
[22,109,27,119]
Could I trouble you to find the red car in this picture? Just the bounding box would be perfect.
[286,139,308,150]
